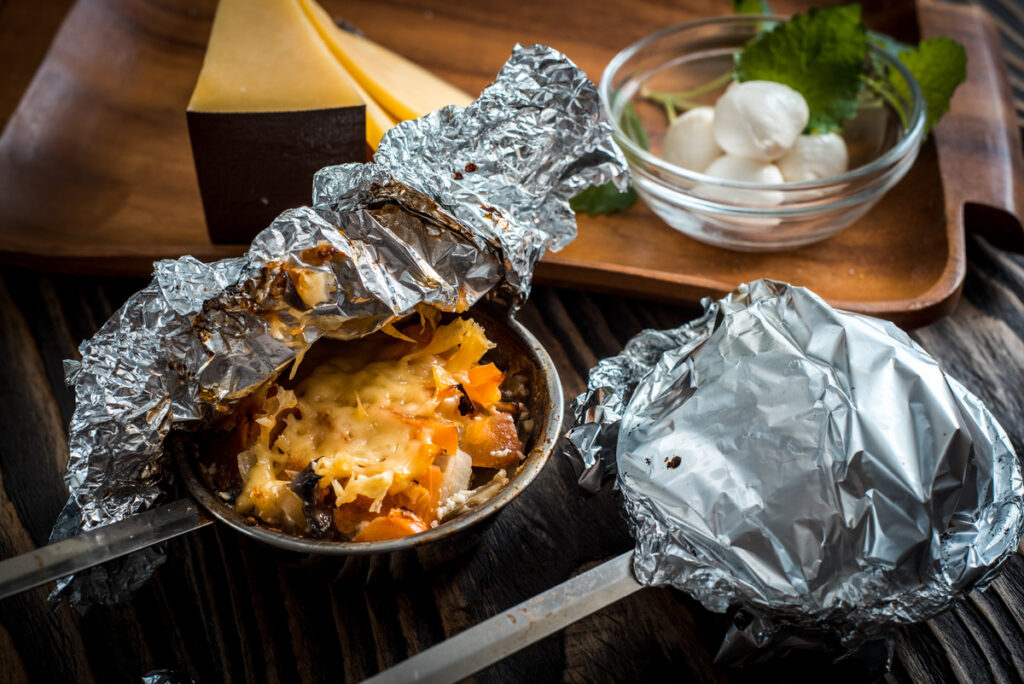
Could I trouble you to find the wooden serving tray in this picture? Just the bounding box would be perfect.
[0,0,1021,328]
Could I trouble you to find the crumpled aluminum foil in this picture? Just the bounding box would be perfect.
[49,43,627,605]
[566,279,1024,655]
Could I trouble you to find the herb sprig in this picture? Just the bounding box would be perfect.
[887,37,967,133]
[648,3,966,136]
[735,5,868,132]
[569,102,645,216]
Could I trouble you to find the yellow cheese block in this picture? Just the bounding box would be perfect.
[189,0,363,113]
[338,72,398,148]
[295,5,399,147]
[298,0,475,121]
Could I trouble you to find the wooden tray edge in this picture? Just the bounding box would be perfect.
[536,249,965,329]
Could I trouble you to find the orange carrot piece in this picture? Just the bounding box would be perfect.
[462,363,504,407]
[425,463,442,517]
[353,508,428,542]
[401,464,443,521]
[399,484,429,521]
[429,422,460,455]
[462,412,522,468]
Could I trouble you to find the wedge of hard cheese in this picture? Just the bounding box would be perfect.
[188,0,366,243]
[298,0,474,121]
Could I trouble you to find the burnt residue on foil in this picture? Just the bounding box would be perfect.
[565,280,1024,660]
[49,43,627,605]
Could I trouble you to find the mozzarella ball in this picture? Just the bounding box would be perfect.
[777,133,849,182]
[696,154,785,207]
[662,106,722,172]
[712,81,810,161]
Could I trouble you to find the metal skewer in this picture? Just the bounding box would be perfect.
[1,499,640,682]
[0,498,211,601]
[362,551,643,684]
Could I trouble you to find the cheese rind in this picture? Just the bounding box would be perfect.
[342,74,398,149]
[187,107,365,243]
[298,0,474,121]
[188,0,363,113]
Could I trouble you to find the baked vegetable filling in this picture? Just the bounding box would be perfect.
[207,313,525,541]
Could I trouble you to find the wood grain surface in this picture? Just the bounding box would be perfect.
[2,1,1024,683]
[0,0,1021,326]
[2,233,1024,683]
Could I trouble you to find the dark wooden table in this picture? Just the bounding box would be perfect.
[3,1,1024,683]
[2,244,1024,684]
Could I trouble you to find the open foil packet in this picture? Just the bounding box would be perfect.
[566,280,1023,661]
[50,43,627,605]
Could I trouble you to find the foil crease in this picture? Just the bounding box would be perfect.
[313,43,628,299]
[565,279,1024,648]
[50,44,627,605]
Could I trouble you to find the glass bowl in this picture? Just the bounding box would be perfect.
[601,14,926,251]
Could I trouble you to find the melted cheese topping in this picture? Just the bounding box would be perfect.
[285,347,447,507]
[230,316,524,539]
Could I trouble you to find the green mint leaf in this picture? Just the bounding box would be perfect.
[570,182,638,216]
[731,0,778,37]
[888,36,967,134]
[570,99,642,216]
[867,30,912,58]
[732,0,772,15]
[734,4,867,132]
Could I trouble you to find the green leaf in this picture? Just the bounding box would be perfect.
[867,30,912,58]
[734,4,868,132]
[620,101,649,150]
[568,98,642,216]
[732,0,772,14]
[570,182,638,216]
[569,99,642,216]
[888,36,967,134]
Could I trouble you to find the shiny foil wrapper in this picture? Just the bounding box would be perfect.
[566,280,1023,655]
[50,44,627,605]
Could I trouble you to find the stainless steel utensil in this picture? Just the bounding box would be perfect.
[363,552,642,684]
[0,499,211,600]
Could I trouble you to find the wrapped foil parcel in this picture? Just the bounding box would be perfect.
[566,280,1023,658]
[50,44,628,605]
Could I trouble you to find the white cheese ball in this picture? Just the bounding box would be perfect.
[696,154,785,207]
[712,81,810,161]
[662,106,722,172]
[777,132,849,182]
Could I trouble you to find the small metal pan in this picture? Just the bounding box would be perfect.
[0,306,563,599]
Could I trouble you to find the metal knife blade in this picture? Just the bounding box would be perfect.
[0,498,211,601]
[362,551,642,684]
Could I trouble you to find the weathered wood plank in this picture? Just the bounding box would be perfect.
[0,621,30,684]
[0,467,94,683]
[1,270,79,425]
[0,274,71,546]
[0,58,1023,684]
[2,224,1024,683]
